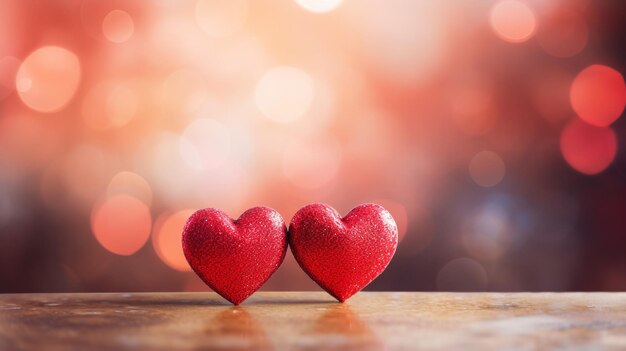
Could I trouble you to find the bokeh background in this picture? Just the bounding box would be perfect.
[1,0,625,293]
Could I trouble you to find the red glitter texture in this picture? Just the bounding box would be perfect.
[289,203,398,302]
[182,207,287,305]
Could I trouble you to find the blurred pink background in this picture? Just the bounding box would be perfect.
[1,0,625,293]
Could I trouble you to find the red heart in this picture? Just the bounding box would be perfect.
[182,207,287,305]
[289,203,398,302]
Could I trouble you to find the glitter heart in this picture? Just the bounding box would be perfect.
[182,207,287,305]
[289,203,398,302]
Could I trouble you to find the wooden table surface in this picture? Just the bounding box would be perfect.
[1,292,625,350]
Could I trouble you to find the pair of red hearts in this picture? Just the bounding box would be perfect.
[182,203,398,305]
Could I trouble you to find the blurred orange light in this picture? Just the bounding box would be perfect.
[295,0,342,13]
[107,171,152,207]
[152,210,194,272]
[469,151,506,187]
[560,119,617,175]
[62,145,112,205]
[490,0,536,43]
[159,69,209,116]
[16,46,81,113]
[91,195,152,256]
[349,2,445,85]
[0,112,63,169]
[195,0,248,38]
[102,10,134,43]
[255,66,314,123]
[82,81,138,129]
[282,137,341,189]
[570,65,626,127]
[537,10,588,58]
[180,118,231,171]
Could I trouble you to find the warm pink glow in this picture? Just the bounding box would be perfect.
[102,10,134,43]
[152,210,194,272]
[295,0,343,13]
[195,0,248,38]
[107,171,153,207]
[282,137,341,189]
[450,80,496,135]
[180,118,231,171]
[0,56,20,100]
[570,65,626,127]
[3,0,625,293]
[560,119,617,175]
[91,195,152,256]
[82,81,138,129]
[537,10,588,58]
[255,67,314,123]
[490,0,537,43]
[16,46,81,113]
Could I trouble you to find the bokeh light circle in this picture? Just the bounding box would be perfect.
[152,210,195,271]
[570,65,626,127]
[490,0,536,43]
[159,69,208,116]
[255,66,314,123]
[91,195,152,256]
[560,119,617,175]
[107,171,152,207]
[469,151,506,187]
[537,10,588,58]
[294,0,342,13]
[195,0,248,38]
[102,10,134,43]
[16,46,81,113]
[83,81,138,130]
